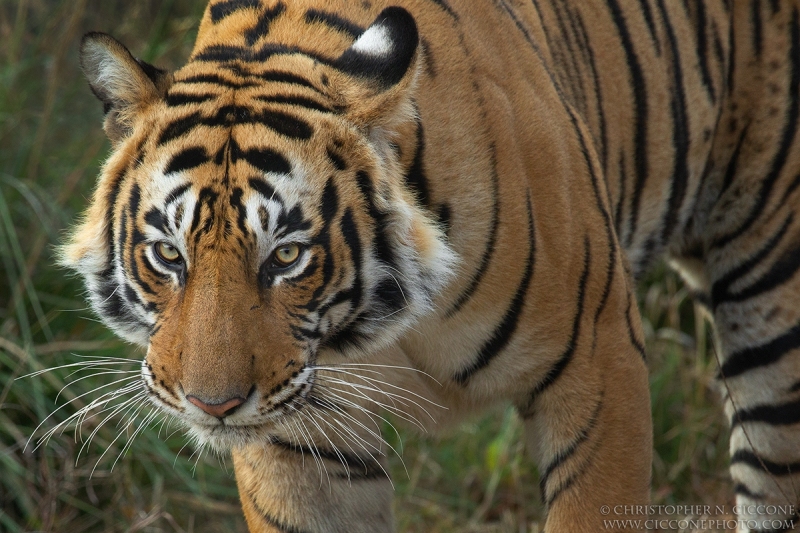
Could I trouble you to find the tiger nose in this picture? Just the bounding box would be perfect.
[187,395,246,418]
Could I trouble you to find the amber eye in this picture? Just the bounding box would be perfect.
[272,244,301,267]
[154,241,182,266]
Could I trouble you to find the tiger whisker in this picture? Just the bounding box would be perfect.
[315,366,444,416]
[317,380,427,431]
[29,376,142,451]
[56,369,139,404]
[319,362,441,385]
[90,394,150,476]
[313,383,415,442]
[308,387,402,455]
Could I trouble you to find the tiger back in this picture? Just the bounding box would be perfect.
[63,0,800,531]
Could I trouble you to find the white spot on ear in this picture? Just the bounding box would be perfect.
[351,24,392,56]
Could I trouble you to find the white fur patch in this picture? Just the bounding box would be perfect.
[351,24,393,56]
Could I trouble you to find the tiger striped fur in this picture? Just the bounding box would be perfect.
[62,0,800,531]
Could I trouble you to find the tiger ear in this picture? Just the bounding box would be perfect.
[331,7,420,129]
[80,32,172,144]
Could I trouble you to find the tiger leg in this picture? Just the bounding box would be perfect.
[231,346,446,533]
[232,386,396,533]
[518,288,652,531]
[233,440,394,533]
[700,240,800,531]
[674,219,800,528]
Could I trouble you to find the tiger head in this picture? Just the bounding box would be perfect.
[62,6,456,449]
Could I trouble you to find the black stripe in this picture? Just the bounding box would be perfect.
[752,0,764,57]
[164,147,209,175]
[614,151,627,239]
[694,0,717,102]
[244,2,286,46]
[300,179,338,311]
[254,94,333,113]
[719,323,800,379]
[255,71,321,92]
[352,172,405,319]
[712,8,800,249]
[165,183,191,207]
[244,487,311,533]
[732,396,800,427]
[550,2,586,110]
[326,147,347,170]
[233,142,292,175]
[270,436,386,480]
[626,289,647,361]
[453,198,535,385]
[194,42,330,65]
[105,167,127,267]
[734,482,764,499]
[539,395,602,504]
[210,0,260,23]
[165,92,216,106]
[717,235,800,305]
[175,73,260,89]
[229,187,249,236]
[655,0,691,245]
[638,0,662,55]
[144,208,167,233]
[566,108,616,325]
[525,236,590,396]
[158,112,202,146]
[731,448,800,476]
[158,106,313,145]
[607,0,649,247]
[189,187,219,236]
[238,107,313,140]
[719,124,750,196]
[711,215,792,307]
[248,177,280,203]
[445,146,500,316]
[574,13,609,171]
[304,9,364,37]
[428,0,458,20]
[404,123,431,208]
[275,205,312,238]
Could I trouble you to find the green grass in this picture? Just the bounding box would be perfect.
[0,2,729,532]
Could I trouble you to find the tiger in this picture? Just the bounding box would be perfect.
[60,0,800,531]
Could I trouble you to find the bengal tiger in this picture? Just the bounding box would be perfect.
[61,0,800,531]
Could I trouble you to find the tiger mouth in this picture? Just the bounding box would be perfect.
[186,381,314,435]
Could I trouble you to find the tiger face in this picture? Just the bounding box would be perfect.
[63,8,456,450]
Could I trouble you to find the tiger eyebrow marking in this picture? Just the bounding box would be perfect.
[164,183,192,207]
[248,177,281,204]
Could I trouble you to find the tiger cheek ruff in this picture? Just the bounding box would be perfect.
[62,1,800,532]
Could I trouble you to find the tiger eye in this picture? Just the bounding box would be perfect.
[154,242,182,265]
[273,244,301,267]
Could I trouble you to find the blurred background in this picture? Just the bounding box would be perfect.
[0,1,730,531]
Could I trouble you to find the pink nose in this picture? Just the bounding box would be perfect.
[187,395,246,418]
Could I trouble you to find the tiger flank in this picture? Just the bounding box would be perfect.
[61,0,800,531]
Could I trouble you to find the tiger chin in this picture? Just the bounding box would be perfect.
[60,0,800,532]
